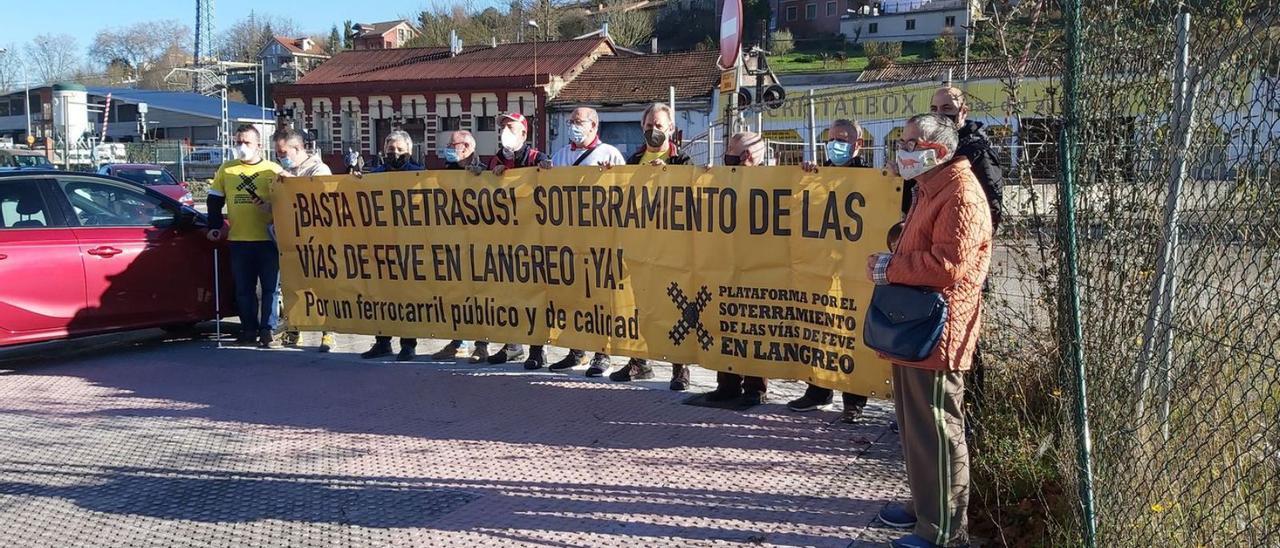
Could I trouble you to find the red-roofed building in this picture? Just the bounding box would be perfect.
[351,20,420,50]
[273,37,616,169]
[259,36,331,84]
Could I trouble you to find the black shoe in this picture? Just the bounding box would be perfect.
[486,344,524,364]
[585,353,610,377]
[523,349,547,370]
[741,391,767,406]
[841,406,865,424]
[705,388,743,402]
[786,393,834,412]
[669,364,690,391]
[609,358,654,382]
[396,346,416,362]
[361,342,393,359]
[550,350,585,371]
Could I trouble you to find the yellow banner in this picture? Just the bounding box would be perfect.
[274,166,902,398]
[764,79,1060,123]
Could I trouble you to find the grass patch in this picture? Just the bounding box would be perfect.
[770,42,934,74]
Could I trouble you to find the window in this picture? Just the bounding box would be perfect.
[440,116,462,131]
[805,3,817,19]
[945,15,956,27]
[476,117,496,132]
[827,1,836,16]
[786,5,798,20]
[906,19,916,30]
[111,168,178,187]
[868,22,878,34]
[0,179,52,229]
[58,180,175,228]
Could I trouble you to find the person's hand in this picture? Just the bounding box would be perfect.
[884,160,900,177]
[206,228,223,242]
[251,195,271,215]
[865,254,881,280]
[492,164,507,176]
[599,161,613,171]
[538,159,553,169]
[648,159,666,166]
[467,164,485,176]
[801,161,819,173]
[351,169,364,179]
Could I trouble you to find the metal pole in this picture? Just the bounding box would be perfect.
[213,247,222,348]
[1060,0,1097,544]
[24,64,32,141]
[669,85,676,120]
[179,142,186,182]
[806,89,817,163]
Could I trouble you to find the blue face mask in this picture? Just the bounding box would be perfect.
[569,123,588,145]
[443,147,461,164]
[825,140,854,166]
[280,155,295,170]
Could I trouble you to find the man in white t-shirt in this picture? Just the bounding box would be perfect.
[526,107,627,374]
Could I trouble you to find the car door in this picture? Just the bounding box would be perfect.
[0,176,89,346]
[52,176,205,329]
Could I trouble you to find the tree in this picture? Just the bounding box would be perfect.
[342,20,354,50]
[0,44,21,94]
[598,0,656,48]
[218,11,299,63]
[88,21,190,81]
[654,2,716,51]
[770,30,795,56]
[932,29,959,60]
[25,34,80,85]
[328,26,342,54]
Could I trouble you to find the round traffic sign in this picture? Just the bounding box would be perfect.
[719,0,743,69]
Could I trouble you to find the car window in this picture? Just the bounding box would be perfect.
[6,154,53,168]
[114,168,177,186]
[0,179,53,229]
[57,179,176,228]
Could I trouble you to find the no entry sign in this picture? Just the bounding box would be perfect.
[719,0,742,69]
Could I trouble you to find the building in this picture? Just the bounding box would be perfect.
[548,49,722,164]
[273,36,619,169]
[351,20,420,50]
[840,0,982,43]
[0,84,274,146]
[260,36,331,85]
[775,0,867,36]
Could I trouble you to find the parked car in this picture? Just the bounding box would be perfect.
[0,170,234,347]
[98,163,195,206]
[0,149,56,170]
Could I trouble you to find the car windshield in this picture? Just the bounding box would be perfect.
[8,154,53,168]
[114,168,177,186]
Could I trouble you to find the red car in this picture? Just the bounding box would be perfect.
[98,163,196,206]
[0,170,234,347]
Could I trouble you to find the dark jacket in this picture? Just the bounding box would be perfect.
[369,159,425,173]
[445,154,483,171]
[626,142,691,165]
[487,144,547,170]
[824,156,868,168]
[901,120,1004,229]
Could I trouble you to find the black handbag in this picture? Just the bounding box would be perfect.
[863,284,948,362]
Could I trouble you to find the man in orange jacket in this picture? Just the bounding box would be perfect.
[868,113,992,548]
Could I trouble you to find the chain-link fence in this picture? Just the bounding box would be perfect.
[696,2,1279,544]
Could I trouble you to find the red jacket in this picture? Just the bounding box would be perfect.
[885,158,993,372]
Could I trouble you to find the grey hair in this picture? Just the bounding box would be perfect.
[729,131,768,164]
[385,130,414,148]
[907,113,958,162]
[641,102,673,127]
[831,118,862,139]
[450,129,476,145]
[572,106,599,125]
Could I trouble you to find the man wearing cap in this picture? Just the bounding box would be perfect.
[485,112,550,366]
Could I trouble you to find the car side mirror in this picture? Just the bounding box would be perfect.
[165,208,198,230]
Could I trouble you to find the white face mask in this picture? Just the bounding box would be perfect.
[500,129,524,153]
[234,144,256,162]
[895,148,940,180]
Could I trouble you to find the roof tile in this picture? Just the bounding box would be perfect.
[551,49,721,105]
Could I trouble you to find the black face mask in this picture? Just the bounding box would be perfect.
[722,154,742,166]
[943,113,960,125]
[644,128,668,149]
[384,152,409,170]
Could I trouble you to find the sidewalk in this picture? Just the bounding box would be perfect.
[0,330,907,547]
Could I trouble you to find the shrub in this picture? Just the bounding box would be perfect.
[770,29,795,55]
[933,29,960,59]
[863,40,902,69]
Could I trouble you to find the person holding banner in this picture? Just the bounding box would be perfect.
[703,131,770,406]
[360,130,426,362]
[205,125,283,348]
[868,113,991,548]
[790,118,873,423]
[273,129,336,352]
[544,107,627,374]
[433,130,503,363]
[609,102,692,390]
[485,112,550,366]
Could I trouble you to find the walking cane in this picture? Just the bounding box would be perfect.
[214,247,222,348]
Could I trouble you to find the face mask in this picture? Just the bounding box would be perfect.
[443,147,461,164]
[943,113,960,124]
[895,148,941,180]
[569,123,589,145]
[644,128,667,149]
[279,155,295,170]
[722,154,742,166]
[234,144,255,161]
[383,152,409,170]
[825,140,854,166]
[500,129,524,153]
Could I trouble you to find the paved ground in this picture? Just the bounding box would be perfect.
[0,327,907,547]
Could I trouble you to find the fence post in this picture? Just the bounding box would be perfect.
[806,89,817,163]
[1060,0,1098,544]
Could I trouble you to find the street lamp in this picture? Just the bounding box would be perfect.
[0,48,33,147]
[527,20,540,149]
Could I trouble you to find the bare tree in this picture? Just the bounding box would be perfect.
[598,0,656,48]
[25,34,81,85]
[218,11,300,63]
[89,21,190,81]
[0,44,22,94]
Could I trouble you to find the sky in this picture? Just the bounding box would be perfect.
[0,0,493,56]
